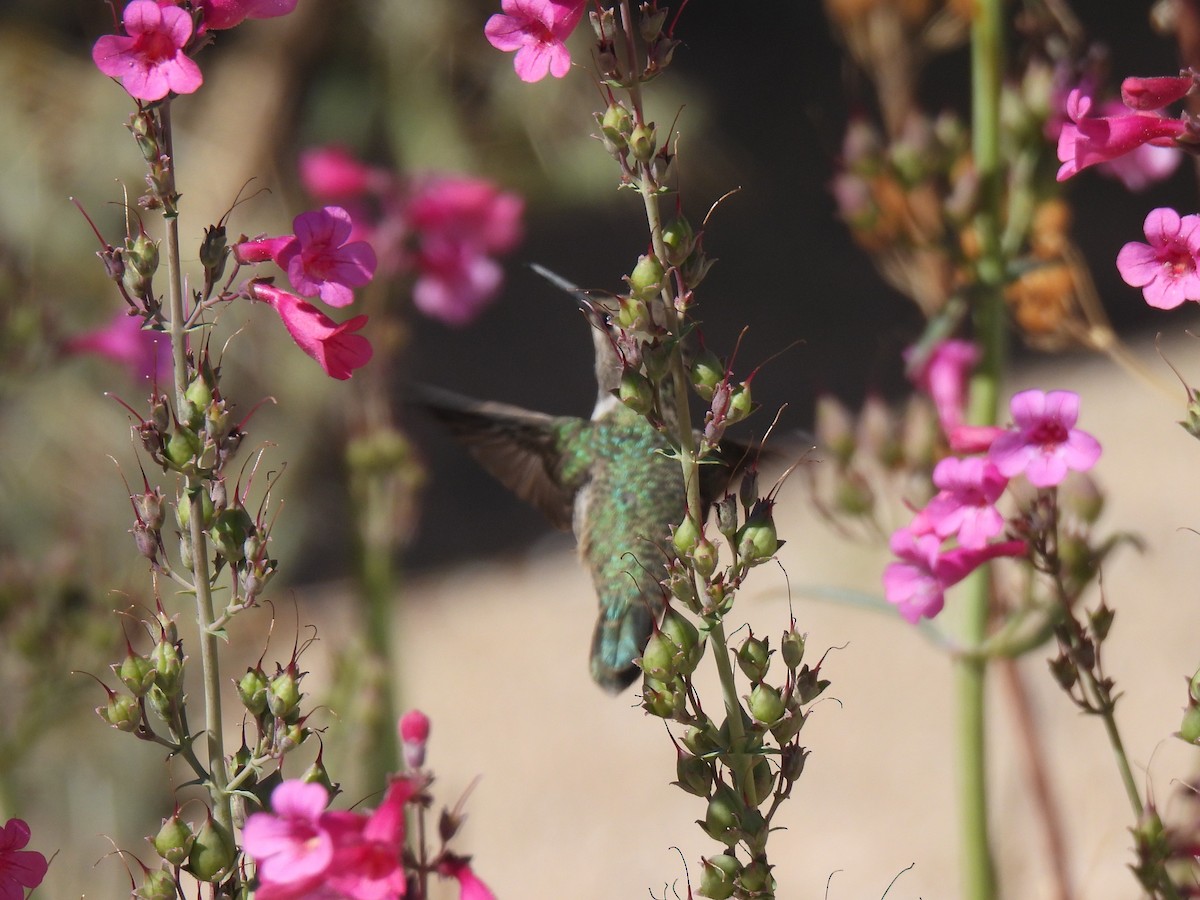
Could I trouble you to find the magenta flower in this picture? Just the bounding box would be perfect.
[324,778,415,900]
[196,0,298,30]
[1115,207,1200,309]
[243,781,338,900]
[988,390,1101,488]
[884,528,1026,624]
[439,859,497,900]
[485,0,588,82]
[62,311,171,381]
[0,819,48,900]
[92,0,203,102]
[905,339,978,435]
[299,146,384,200]
[279,207,378,308]
[250,282,373,380]
[1120,73,1195,111]
[911,456,1008,550]
[398,709,431,770]
[1056,88,1188,182]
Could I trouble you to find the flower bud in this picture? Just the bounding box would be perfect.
[698,854,741,900]
[703,784,744,846]
[751,758,774,803]
[618,369,655,416]
[267,666,303,720]
[682,720,719,756]
[692,536,719,580]
[726,383,752,425]
[641,675,684,719]
[675,748,713,797]
[200,224,228,280]
[665,564,698,611]
[150,638,184,697]
[187,814,235,883]
[212,506,253,564]
[661,216,694,267]
[153,813,195,866]
[1180,704,1200,744]
[690,348,724,401]
[780,627,805,670]
[129,111,160,164]
[136,866,177,900]
[770,707,806,744]
[146,684,172,723]
[672,515,700,556]
[640,630,680,681]
[301,755,337,795]
[738,859,774,894]
[735,499,778,564]
[780,743,809,782]
[736,635,771,683]
[164,426,200,469]
[794,664,831,704]
[600,103,633,147]
[115,650,156,697]
[639,3,668,42]
[628,253,664,301]
[238,667,269,716]
[98,691,141,732]
[132,520,158,559]
[629,121,657,162]
[399,709,431,770]
[748,683,785,725]
[127,233,160,279]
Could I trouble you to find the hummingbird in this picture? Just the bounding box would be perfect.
[413,267,748,693]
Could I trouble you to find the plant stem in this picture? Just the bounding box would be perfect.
[160,102,233,836]
[958,0,1005,896]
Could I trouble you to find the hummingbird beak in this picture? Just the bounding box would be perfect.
[529,263,617,327]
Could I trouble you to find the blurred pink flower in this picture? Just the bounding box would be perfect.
[904,339,978,436]
[989,389,1101,488]
[196,0,298,30]
[910,456,1008,550]
[439,859,497,900]
[243,781,339,900]
[398,709,431,770]
[1116,207,1200,310]
[299,146,385,201]
[485,0,588,82]
[250,282,372,380]
[92,0,203,101]
[1056,88,1187,182]
[63,311,170,381]
[884,528,1025,623]
[1093,100,1183,191]
[0,819,48,900]
[1120,72,1195,110]
[323,778,415,900]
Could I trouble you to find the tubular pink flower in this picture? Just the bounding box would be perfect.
[250,282,372,380]
[398,709,431,770]
[299,146,383,200]
[947,424,1004,454]
[905,339,978,435]
[62,311,170,381]
[485,0,588,82]
[197,0,298,30]
[413,238,503,326]
[92,0,203,102]
[911,456,1008,550]
[234,235,295,266]
[1116,207,1200,309]
[1056,89,1188,182]
[988,389,1101,488]
[242,781,335,900]
[325,778,415,900]
[276,206,378,308]
[1120,73,1195,111]
[884,528,1026,624]
[0,819,48,899]
[439,859,497,900]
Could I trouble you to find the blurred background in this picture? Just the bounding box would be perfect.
[3,1,1200,897]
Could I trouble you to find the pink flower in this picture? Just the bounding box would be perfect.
[0,819,48,900]
[62,311,170,381]
[485,0,588,82]
[438,859,496,900]
[250,282,373,380]
[1116,207,1200,309]
[243,781,339,900]
[299,146,384,200]
[884,528,1026,623]
[196,0,298,30]
[988,389,1101,488]
[1056,88,1188,182]
[905,339,978,435]
[412,238,503,326]
[911,456,1008,550]
[398,710,431,770]
[324,778,415,900]
[1120,73,1195,111]
[92,0,203,102]
[279,207,378,308]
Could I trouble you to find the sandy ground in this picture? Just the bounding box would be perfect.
[287,335,1200,900]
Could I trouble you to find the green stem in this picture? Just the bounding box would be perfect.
[160,102,233,837]
[958,0,1006,897]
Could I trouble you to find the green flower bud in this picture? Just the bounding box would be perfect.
[703,784,744,846]
[736,635,771,683]
[267,666,302,720]
[770,708,806,744]
[692,537,718,580]
[135,487,166,531]
[672,515,700,556]
[641,675,684,719]
[278,722,307,752]
[301,755,337,795]
[238,667,269,716]
[689,348,723,400]
[661,216,694,267]
[153,813,195,866]
[129,111,160,164]
[726,383,752,424]
[639,630,679,681]
[735,499,778,564]
[127,233,160,278]
[618,369,655,416]
[1181,704,1200,744]
[660,607,702,674]
[175,488,214,532]
[136,866,177,900]
[115,650,156,697]
[781,627,805,670]
[184,376,212,425]
[666,565,698,611]
[698,854,741,900]
[150,639,184,697]
[615,295,652,333]
[748,683,785,725]
[98,691,140,732]
[164,426,200,468]
[713,496,738,540]
[212,505,253,564]
[145,684,172,723]
[600,103,633,147]
[738,859,774,894]
[751,758,774,803]
[628,253,664,301]
[630,121,657,162]
[186,815,234,883]
[682,721,719,757]
[675,748,713,797]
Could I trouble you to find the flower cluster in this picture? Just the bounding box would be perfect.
[0,818,47,899]
[243,713,493,900]
[235,206,377,379]
[1056,72,1197,183]
[484,0,588,82]
[298,147,524,326]
[884,378,1101,623]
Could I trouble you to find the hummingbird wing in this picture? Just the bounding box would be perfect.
[409,383,586,531]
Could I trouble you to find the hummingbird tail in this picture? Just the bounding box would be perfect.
[589,604,653,694]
